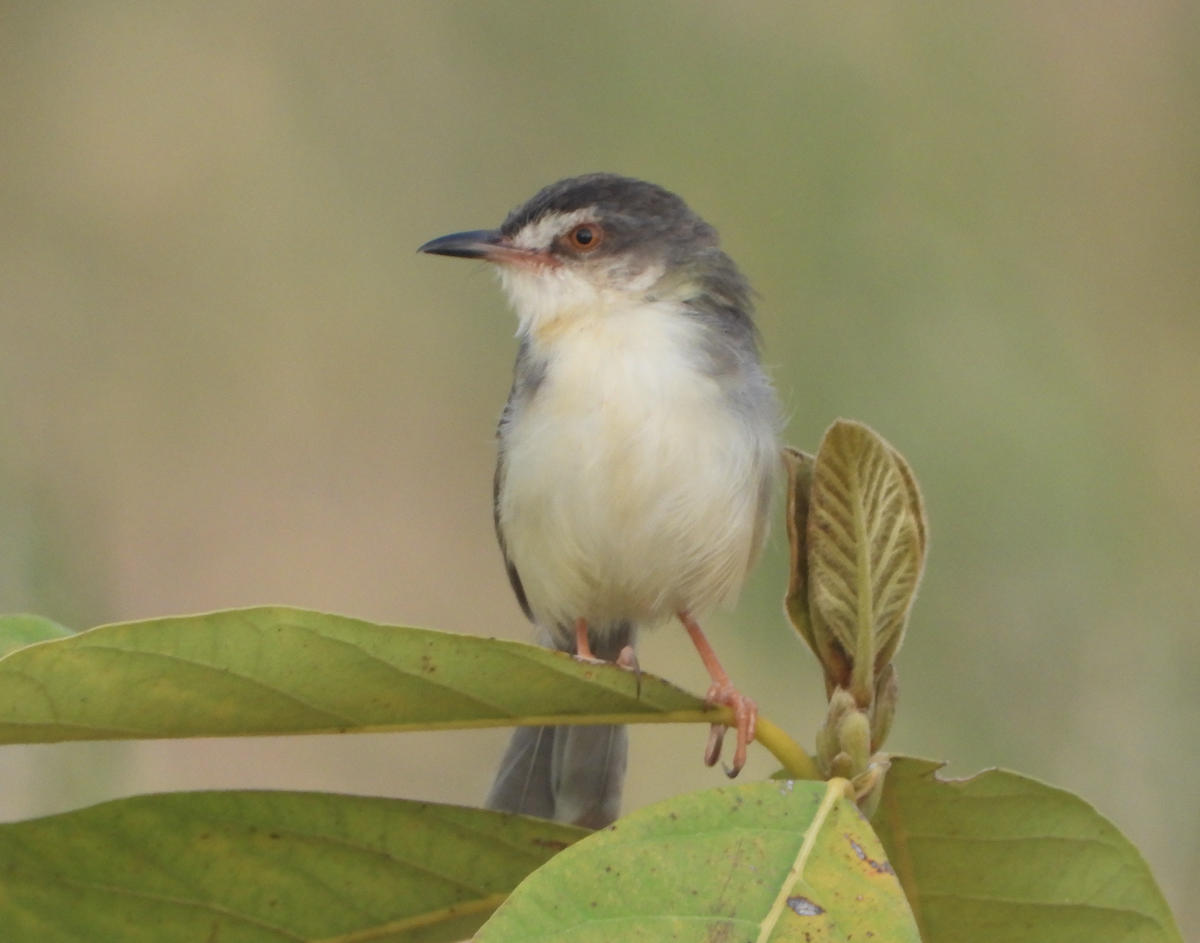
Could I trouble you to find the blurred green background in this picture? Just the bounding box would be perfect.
[0,1,1197,934]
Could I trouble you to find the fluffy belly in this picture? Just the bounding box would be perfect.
[497,315,775,633]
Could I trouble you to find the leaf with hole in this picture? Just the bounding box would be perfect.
[476,778,920,942]
[873,756,1183,943]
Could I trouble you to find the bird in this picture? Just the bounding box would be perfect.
[419,173,781,828]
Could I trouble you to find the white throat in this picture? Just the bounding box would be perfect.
[498,263,666,339]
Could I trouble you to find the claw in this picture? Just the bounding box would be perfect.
[704,724,725,767]
[705,680,757,777]
[616,645,641,697]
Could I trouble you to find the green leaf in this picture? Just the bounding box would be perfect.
[0,606,710,744]
[874,441,927,672]
[781,448,820,661]
[0,790,585,943]
[0,614,72,659]
[477,779,920,942]
[873,757,1183,943]
[807,420,926,702]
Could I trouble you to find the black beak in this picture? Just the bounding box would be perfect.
[417,229,503,260]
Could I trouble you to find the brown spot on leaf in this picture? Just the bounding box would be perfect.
[702,920,737,942]
[530,838,569,852]
[846,835,895,875]
[787,896,825,917]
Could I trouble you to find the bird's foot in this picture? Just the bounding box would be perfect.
[702,680,757,778]
[570,639,640,698]
[616,645,642,697]
[570,620,636,673]
[677,610,757,777]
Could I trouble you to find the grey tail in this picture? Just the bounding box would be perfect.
[485,623,633,829]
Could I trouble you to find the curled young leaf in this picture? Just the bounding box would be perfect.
[783,447,850,695]
[807,421,926,706]
[782,446,817,655]
[876,444,928,671]
[890,443,928,557]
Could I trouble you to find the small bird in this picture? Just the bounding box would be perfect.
[420,174,781,828]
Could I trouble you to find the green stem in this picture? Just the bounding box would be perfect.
[755,717,823,780]
[328,709,822,780]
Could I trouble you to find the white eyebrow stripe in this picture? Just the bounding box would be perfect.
[510,209,594,249]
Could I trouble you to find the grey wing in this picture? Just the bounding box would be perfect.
[494,340,547,624]
[493,447,533,622]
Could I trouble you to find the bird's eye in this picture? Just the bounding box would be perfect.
[566,223,603,251]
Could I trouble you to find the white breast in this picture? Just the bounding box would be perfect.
[497,291,777,636]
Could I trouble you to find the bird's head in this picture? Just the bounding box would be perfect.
[419,173,750,334]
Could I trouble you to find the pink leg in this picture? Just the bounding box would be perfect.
[574,617,594,661]
[571,618,638,687]
[679,611,757,777]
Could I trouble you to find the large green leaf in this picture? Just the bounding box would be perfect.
[873,757,1183,943]
[0,615,72,659]
[0,790,585,942]
[0,606,713,744]
[477,779,920,942]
